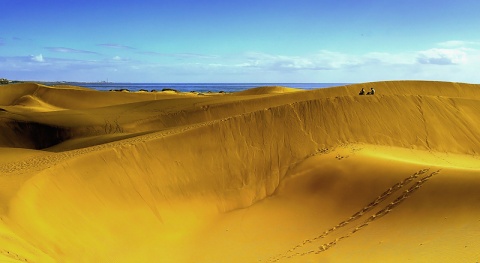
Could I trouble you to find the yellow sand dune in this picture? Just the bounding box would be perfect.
[0,81,479,262]
[235,86,302,95]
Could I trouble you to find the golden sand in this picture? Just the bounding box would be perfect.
[0,81,479,262]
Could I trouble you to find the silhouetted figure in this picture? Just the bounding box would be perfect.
[359,88,365,95]
[367,88,375,95]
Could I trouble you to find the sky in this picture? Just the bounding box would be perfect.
[1,0,480,83]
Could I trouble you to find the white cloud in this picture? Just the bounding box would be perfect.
[240,51,357,71]
[437,40,480,48]
[416,48,467,65]
[3,40,480,83]
[31,54,44,62]
[362,51,417,65]
[438,40,468,48]
[237,50,417,73]
[97,43,135,49]
[138,51,218,59]
[46,47,99,55]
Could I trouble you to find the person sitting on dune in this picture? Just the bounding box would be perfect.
[359,88,366,95]
[367,88,375,95]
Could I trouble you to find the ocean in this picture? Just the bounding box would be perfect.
[57,83,351,93]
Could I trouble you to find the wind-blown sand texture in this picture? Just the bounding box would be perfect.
[1,81,479,262]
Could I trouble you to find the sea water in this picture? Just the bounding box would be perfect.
[58,83,351,93]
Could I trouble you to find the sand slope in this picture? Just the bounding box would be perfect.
[0,81,479,262]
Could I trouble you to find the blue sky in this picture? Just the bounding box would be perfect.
[1,0,480,83]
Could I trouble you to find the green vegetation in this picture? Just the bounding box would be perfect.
[161,88,179,92]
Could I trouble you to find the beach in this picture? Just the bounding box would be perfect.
[1,80,479,262]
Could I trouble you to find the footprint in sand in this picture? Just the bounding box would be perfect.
[266,169,439,262]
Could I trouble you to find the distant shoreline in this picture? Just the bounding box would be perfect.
[37,82,353,93]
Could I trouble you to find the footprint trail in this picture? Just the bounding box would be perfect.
[267,169,440,262]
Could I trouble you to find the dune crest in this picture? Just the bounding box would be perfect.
[1,81,479,262]
[236,86,303,95]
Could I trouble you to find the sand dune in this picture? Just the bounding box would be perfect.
[0,81,479,262]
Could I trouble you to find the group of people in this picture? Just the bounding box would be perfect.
[359,88,375,95]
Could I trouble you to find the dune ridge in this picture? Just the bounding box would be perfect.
[0,80,479,262]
